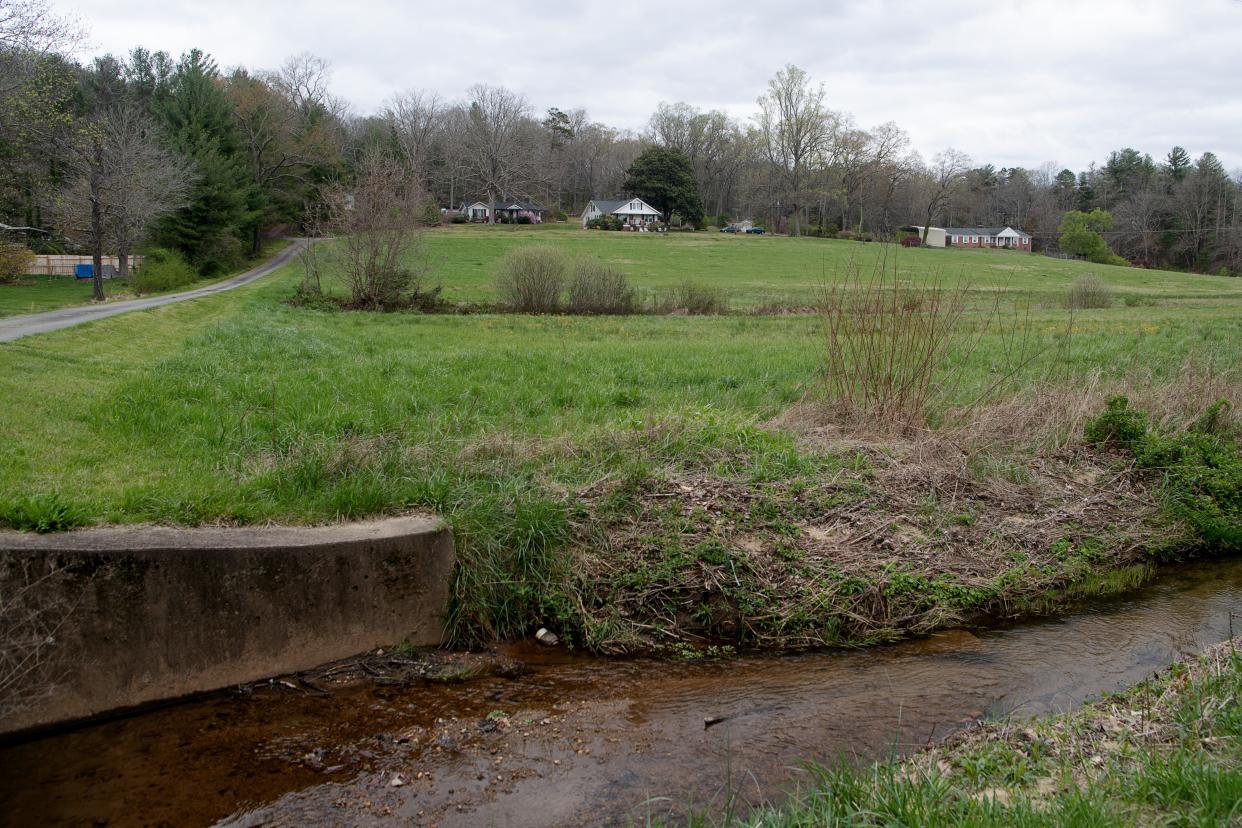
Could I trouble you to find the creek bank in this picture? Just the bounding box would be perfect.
[748,634,1242,827]
[558,438,1168,654]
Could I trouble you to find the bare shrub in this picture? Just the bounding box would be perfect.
[1066,275,1113,309]
[814,250,1048,432]
[656,280,729,315]
[818,256,975,430]
[496,246,565,312]
[0,242,35,283]
[567,258,634,315]
[325,151,432,310]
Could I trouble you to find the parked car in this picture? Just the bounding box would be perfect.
[720,224,741,233]
[744,226,765,234]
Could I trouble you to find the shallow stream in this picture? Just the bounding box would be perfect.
[3,559,1241,827]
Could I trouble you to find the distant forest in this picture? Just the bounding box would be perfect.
[1,1,1238,275]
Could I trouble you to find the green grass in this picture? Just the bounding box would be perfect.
[415,224,1242,308]
[724,639,1242,827]
[3,264,1238,526]
[0,239,291,318]
[0,274,127,317]
[1,230,1240,645]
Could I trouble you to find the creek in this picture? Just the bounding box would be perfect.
[2,559,1241,827]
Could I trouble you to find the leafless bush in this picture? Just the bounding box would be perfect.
[0,241,34,283]
[1066,275,1113,309]
[818,255,972,430]
[653,280,729,315]
[816,251,1047,432]
[0,556,73,721]
[325,151,432,310]
[496,246,565,312]
[293,202,329,300]
[567,258,635,314]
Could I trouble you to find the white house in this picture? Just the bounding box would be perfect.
[945,226,1032,250]
[581,197,662,229]
[458,199,546,223]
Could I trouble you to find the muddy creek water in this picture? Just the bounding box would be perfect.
[3,559,1242,827]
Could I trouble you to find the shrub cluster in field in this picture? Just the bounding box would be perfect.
[0,242,35,283]
[131,247,198,294]
[496,246,726,315]
[1085,396,1241,551]
[1066,274,1114,309]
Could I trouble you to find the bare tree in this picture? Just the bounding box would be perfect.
[101,105,194,277]
[461,84,536,223]
[325,150,429,309]
[57,102,193,289]
[384,88,442,177]
[267,52,348,120]
[917,148,971,243]
[227,64,342,250]
[0,0,80,53]
[755,64,839,235]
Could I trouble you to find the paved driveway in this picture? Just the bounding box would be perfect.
[0,239,307,343]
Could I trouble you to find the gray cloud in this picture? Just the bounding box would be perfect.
[68,0,1242,171]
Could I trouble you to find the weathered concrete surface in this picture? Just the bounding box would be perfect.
[0,516,453,735]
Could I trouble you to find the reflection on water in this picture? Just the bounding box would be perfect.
[2,560,1241,827]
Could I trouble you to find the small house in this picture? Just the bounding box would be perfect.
[459,199,547,223]
[581,197,662,229]
[946,227,1032,250]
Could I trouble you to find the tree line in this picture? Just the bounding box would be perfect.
[1,0,1239,284]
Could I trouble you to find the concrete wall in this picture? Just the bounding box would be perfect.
[0,516,454,735]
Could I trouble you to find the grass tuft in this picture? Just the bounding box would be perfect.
[0,493,90,533]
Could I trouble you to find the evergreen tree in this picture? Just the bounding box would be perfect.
[1164,146,1191,183]
[152,49,256,274]
[623,147,703,226]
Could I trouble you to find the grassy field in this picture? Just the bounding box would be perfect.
[414,224,1242,308]
[1,226,1239,647]
[732,638,1242,827]
[0,274,129,317]
[0,239,291,319]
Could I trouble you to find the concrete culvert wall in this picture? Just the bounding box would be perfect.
[0,516,453,735]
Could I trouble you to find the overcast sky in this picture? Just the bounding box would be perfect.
[66,0,1242,173]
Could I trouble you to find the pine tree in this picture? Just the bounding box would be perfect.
[1164,146,1191,183]
[151,49,257,274]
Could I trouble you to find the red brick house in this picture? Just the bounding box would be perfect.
[946,226,1032,250]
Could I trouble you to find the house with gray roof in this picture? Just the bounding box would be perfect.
[581,197,662,229]
[946,226,1032,250]
[458,199,546,223]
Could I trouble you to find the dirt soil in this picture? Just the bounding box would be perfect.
[573,436,1162,652]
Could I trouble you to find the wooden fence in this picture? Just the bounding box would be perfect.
[30,254,144,277]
